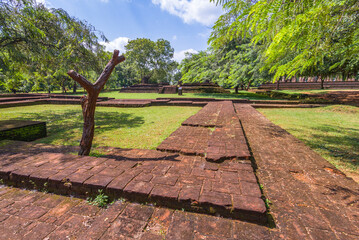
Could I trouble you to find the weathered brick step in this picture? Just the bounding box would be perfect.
[160,101,251,161]
[46,99,83,104]
[192,102,208,107]
[48,94,111,101]
[157,126,210,156]
[167,100,196,106]
[183,101,242,128]
[157,125,251,161]
[149,99,171,106]
[0,151,267,224]
[206,127,251,162]
[156,97,216,102]
[249,100,300,105]
[0,99,48,108]
[156,97,249,104]
[0,96,48,102]
[251,104,323,108]
[0,120,46,141]
[182,102,221,127]
[97,99,152,108]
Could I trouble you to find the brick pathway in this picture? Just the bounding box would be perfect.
[0,185,270,240]
[0,143,266,224]
[1,101,359,239]
[158,101,251,161]
[235,104,359,239]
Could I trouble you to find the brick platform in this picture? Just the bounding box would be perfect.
[0,120,46,141]
[1,101,358,238]
[97,99,152,107]
[0,185,271,239]
[235,104,359,239]
[158,101,251,161]
[0,143,266,224]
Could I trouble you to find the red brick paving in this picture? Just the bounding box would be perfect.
[0,144,266,224]
[1,101,358,238]
[158,101,250,161]
[0,185,272,240]
[156,126,211,155]
[235,104,359,239]
[97,99,152,107]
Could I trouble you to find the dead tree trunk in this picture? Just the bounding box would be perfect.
[67,50,125,156]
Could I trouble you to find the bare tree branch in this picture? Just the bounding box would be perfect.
[94,50,125,90]
[67,70,93,92]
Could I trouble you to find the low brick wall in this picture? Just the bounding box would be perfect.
[258,81,359,90]
[0,120,46,141]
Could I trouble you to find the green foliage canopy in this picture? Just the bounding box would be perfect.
[0,0,108,93]
[124,38,177,84]
[210,0,359,81]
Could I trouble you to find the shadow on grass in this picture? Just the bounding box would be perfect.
[8,109,145,145]
[300,124,359,170]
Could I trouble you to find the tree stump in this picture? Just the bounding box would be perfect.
[68,50,125,155]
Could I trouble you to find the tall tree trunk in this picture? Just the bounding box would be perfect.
[234,85,239,94]
[320,76,324,89]
[62,81,66,94]
[68,50,125,156]
[246,81,251,91]
[78,92,98,155]
[73,83,77,93]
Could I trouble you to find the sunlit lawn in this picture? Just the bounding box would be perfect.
[0,104,200,150]
[258,105,359,181]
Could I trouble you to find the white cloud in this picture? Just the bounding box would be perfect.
[172,35,177,40]
[100,0,109,3]
[100,37,130,53]
[174,49,198,62]
[152,0,223,26]
[35,0,46,5]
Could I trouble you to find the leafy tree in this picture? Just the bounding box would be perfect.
[179,50,216,84]
[179,40,271,91]
[125,38,176,84]
[210,0,359,81]
[0,0,107,93]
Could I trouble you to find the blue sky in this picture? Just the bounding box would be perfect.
[42,0,223,62]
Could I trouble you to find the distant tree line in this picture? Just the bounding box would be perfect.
[180,0,359,90]
[0,0,178,93]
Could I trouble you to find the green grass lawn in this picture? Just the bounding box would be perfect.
[0,104,200,150]
[258,105,359,181]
